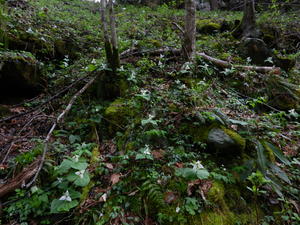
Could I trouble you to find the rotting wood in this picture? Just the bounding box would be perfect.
[0,158,40,197]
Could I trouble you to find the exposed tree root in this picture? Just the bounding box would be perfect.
[0,158,40,198]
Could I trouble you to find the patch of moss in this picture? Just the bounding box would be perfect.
[104,98,138,135]
[221,127,246,151]
[0,105,10,118]
[196,19,221,34]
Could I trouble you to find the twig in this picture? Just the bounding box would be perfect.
[120,47,181,59]
[172,22,184,35]
[25,75,98,188]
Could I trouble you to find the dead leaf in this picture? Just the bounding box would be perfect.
[164,191,177,204]
[151,149,165,159]
[110,173,121,185]
[105,163,114,170]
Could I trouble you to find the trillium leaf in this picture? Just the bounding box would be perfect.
[50,199,78,213]
[175,168,209,181]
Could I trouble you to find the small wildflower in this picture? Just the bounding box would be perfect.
[176,206,181,213]
[143,145,151,155]
[75,170,85,179]
[192,161,204,170]
[59,190,72,202]
[72,155,79,162]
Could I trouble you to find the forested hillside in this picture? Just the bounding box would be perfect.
[0,0,299,224]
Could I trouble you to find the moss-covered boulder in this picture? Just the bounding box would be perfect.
[196,19,221,34]
[207,127,246,152]
[104,98,139,136]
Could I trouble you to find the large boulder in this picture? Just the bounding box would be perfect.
[207,127,246,152]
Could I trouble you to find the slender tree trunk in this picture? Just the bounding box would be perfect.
[183,0,196,60]
[209,0,219,10]
[108,0,120,72]
[99,0,121,99]
[233,0,258,39]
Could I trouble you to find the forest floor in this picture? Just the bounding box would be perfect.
[0,0,300,224]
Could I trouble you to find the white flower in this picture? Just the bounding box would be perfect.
[143,145,151,155]
[59,190,72,202]
[91,58,96,64]
[75,170,85,179]
[176,206,181,213]
[192,161,204,170]
[57,177,63,183]
[72,155,79,162]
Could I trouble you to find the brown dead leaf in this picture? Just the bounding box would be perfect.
[164,191,177,204]
[174,162,184,168]
[151,149,165,159]
[110,173,121,185]
[105,163,114,170]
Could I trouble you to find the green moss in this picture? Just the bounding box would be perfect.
[221,127,246,151]
[104,98,137,135]
[196,19,221,34]
[207,181,229,213]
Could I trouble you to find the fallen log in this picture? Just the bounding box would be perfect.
[0,158,40,198]
[197,52,281,74]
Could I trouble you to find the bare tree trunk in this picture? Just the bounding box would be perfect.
[183,0,196,60]
[209,0,219,10]
[99,0,121,99]
[100,0,113,67]
[233,0,258,39]
[108,0,120,72]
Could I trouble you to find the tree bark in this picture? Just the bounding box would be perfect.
[183,0,196,60]
[209,0,219,10]
[233,0,258,39]
[108,0,120,71]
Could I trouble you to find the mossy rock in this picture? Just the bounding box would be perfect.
[196,19,221,34]
[207,126,246,153]
[104,98,138,136]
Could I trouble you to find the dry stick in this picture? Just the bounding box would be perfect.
[197,52,281,74]
[25,76,98,188]
[0,75,89,123]
[120,47,181,59]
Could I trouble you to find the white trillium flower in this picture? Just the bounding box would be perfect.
[192,161,204,170]
[57,177,63,183]
[59,190,72,202]
[75,170,85,179]
[72,155,79,162]
[143,145,151,155]
[176,206,181,213]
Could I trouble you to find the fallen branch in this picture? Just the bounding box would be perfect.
[25,75,98,188]
[197,52,281,74]
[120,47,181,59]
[0,158,40,198]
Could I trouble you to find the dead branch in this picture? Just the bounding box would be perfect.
[25,75,98,188]
[172,22,184,35]
[120,47,181,59]
[197,52,281,74]
[0,158,40,198]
